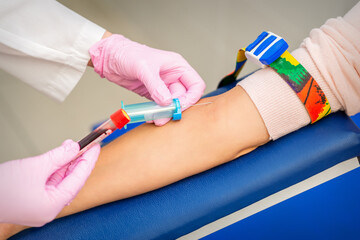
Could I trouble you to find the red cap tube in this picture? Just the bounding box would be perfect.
[110,108,131,129]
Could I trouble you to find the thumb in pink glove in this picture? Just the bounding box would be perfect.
[0,140,100,227]
[89,34,206,126]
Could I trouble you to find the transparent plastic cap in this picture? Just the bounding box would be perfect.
[122,98,182,123]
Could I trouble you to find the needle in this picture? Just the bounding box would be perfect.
[189,102,212,107]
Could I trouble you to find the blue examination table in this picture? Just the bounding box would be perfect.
[11,79,360,240]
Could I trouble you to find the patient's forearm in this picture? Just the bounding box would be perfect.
[58,86,269,217]
[0,86,269,238]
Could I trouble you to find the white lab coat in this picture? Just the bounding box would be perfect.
[0,0,105,102]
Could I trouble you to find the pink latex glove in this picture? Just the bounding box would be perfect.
[0,140,100,227]
[89,34,206,126]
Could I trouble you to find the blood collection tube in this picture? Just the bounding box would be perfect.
[75,98,182,159]
[75,108,130,159]
[123,98,182,123]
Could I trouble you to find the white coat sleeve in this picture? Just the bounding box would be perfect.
[0,0,105,102]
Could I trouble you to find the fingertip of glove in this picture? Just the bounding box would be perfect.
[177,96,189,110]
[62,139,74,146]
[63,140,80,154]
[154,118,170,126]
[153,95,172,106]
[150,84,173,106]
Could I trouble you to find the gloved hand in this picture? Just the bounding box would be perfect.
[0,140,100,227]
[89,34,206,126]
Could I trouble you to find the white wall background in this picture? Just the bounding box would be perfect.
[0,0,358,162]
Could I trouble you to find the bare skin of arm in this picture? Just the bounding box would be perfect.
[59,85,269,216]
[0,85,269,238]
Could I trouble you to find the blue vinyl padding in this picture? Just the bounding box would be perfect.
[12,81,360,240]
[202,162,360,240]
[351,112,360,128]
